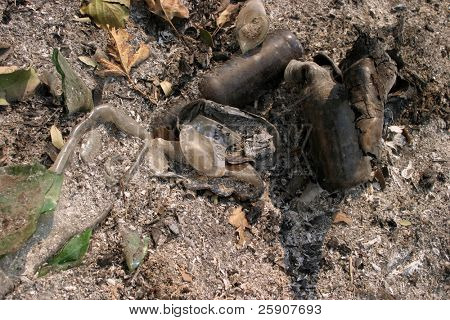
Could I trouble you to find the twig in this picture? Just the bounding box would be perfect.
[349,256,354,285]
[212,26,222,37]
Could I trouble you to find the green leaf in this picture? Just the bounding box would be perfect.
[0,66,40,104]
[0,164,63,256]
[52,49,94,114]
[38,228,92,276]
[80,0,130,28]
[199,28,214,47]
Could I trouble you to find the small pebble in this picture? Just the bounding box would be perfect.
[425,24,434,32]
[168,223,180,235]
[371,262,381,272]
[64,285,76,291]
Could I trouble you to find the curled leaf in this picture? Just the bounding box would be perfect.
[50,125,65,150]
[0,66,40,105]
[145,0,189,21]
[80,0,130,28]
[236,0,269,53]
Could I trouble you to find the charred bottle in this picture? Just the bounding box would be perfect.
[284,34,397,190]
[200,30,304,108]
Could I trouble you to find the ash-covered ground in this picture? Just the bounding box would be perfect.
[0,0,448,299]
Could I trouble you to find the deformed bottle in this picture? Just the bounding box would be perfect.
[200,30,304,108]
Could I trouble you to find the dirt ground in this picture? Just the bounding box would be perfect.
[0,0,449,299]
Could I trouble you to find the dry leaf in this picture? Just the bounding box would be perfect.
[145,0,189,21]
[78,56,98,68]
[50,125,65,150]
[97,28,151,78]
[80,0,130,28]
[399,219,412,227]
[217,0,231,13]
[160,80,172,96]
[216,3,239,28]
[229,206,249,229]
[180,269,193,282]
[228,206,249,246]
[333,211,352,225]
[236,227,247,246]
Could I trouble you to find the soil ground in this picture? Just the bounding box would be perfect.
[0,0,449,299]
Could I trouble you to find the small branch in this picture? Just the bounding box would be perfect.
[349,256,354,285]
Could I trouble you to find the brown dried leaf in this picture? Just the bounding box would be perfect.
[97,28,150,78]
[229,206,249,246]
[216,3,239,28]
[145,0,189,21]
[129,43,151,70]
[180,269,193,282]
[96,58,127,77]
[229,206,249,229]
[333,211,352,225]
